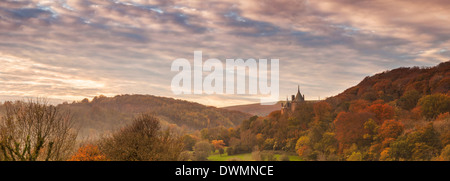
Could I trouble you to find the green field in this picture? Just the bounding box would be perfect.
[207,151,303,161]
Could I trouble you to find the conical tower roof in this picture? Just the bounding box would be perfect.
[294,85,303,101]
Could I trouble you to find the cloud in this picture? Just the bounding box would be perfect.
[0,0,448,106]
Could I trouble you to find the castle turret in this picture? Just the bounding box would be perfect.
[281,85,306,114]
[294,85,304,102]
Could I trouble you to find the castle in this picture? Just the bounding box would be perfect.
[281,85,305,114]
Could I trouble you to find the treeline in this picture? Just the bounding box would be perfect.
[194,61,450,161]
[57,94,250,138]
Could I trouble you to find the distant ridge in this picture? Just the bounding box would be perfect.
[222,100,320,117]
[222,102,282,116]
[56,94,251,138]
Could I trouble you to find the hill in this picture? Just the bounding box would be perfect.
[211,61,450,161]
[222,102,282,116]
[329,61,450,104]
[57,94,251,139]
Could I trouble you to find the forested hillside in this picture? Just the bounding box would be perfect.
[332,61,449,104]
[203,61,450,161]
[57,94,251,139]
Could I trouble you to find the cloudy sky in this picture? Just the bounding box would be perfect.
[0,0,449,107]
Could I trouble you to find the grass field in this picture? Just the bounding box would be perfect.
[207,150,303,161]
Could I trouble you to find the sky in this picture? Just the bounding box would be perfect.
[0,0,449,107]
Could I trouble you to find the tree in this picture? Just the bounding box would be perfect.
[69,144,107,161]
[366,103,395,123]
[412,142,434,161]
[178,151,193,161]
[295,136,311,159]
[436,145,450,161]
[218,148,225,156]
[291,102,315,129]
[194,141,212,161]
[397,89,420,110]
[410,123,442,151]
[361,91,377,102]
[379,148,393,161]
[308,121,326,144]
[418,94,450,119]
[211,140,225,153]
[263,138,275,151]
[81,98,90,104]
[314,132,338,157]
[334,111,374,150]
[226,147,235,156]
[98,114,183,161]
[0,100,77,161]
[378,120,404,140]
[363,119,379,144]
[349,99,370,113]
[347,152,363,161]
[313,101,332,122]
[182,135,196,151]
[240,130,257,152]
[390,123,442,160]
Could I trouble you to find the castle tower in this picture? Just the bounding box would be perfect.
[281,85,306,114]
[291,85,305,112]
[281,96,290,114]
[294,85,304,102]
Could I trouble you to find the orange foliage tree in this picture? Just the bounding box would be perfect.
[334,112,374,151]
[349,100,370,113]
[378,120,404,140]
[68,144,108,161]
[366,103,395,123]
[211,140,225,151]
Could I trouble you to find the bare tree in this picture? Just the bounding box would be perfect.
[0,99,77,161]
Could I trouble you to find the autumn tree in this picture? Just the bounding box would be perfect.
[98,114,183,161]
[378,120,404,140]
[313,101,332,122]
[390,123,442,160]
[418,94,450,119]
[240,130,257,152]
[397,89,420,110]
[69,144,107,161]
[349,99,370,113]
[291,102,315,129]
[314,132,338,159]
[347,152,363,161]
[194,141,213,161]
[182,135,197,151]
[334,111,375,151]
[211,140,225,153]
[366,103,395,123]
[307,121,326,144]
[0,100,77,161]
[363,119,379,143]
[295,136,311,159]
